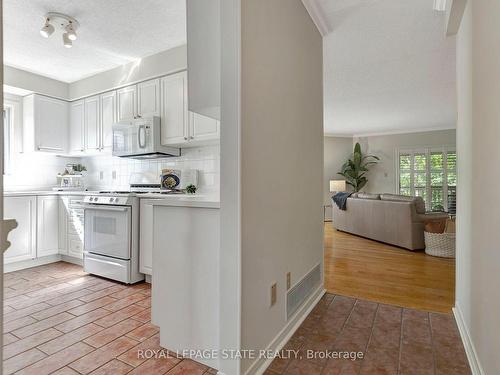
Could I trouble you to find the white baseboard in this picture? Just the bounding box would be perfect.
[453,303,485,375]
[4,254,83,273]
[244,284,326,375]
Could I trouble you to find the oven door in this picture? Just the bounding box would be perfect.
[84,204,132,260]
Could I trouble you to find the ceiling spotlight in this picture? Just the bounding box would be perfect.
[40,12,80,48]
[65,22,77,41]
[40,19,55,38]
[62,33,73,48]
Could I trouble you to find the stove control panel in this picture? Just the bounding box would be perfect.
[83,195,132,205]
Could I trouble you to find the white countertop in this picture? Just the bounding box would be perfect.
[141,194,220,209]
[4,190,220,208]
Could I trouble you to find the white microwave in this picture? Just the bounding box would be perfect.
[112,116,180,159]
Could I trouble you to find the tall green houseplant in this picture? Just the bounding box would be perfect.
[338,143,379,192]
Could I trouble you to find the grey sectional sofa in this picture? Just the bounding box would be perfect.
[331,193,448,250]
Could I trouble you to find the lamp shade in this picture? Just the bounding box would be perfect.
[330,180,346,192]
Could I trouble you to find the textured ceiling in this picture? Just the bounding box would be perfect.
[4,0,186,82]
[319,0,456,135]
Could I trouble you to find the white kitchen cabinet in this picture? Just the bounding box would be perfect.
[58,198,68,255]
[23,94,68,153]
[37,196,59,257]
[69,100,85,154]
[117,85,138,122]
[65,196,84,259]
[4,196,37,264]
[189,112,220,143]
[139,200,154,275]
[160,71,188,145]
[138,79,161,118]
[84,95,101,152]
[152,204,220,368]
[187,0,221,120]
[100,91,116,151]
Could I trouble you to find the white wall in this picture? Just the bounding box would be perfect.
[240,0,323,373]
[4,65,69,99]
[83,145,220,193]
[354,130,456,193]
[323,136,352,205]
[455,1,500,373]
[69,45,187,100]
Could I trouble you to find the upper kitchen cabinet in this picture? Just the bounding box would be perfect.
[189,112,220,144]
[138,78,161,118]
[187,0,220,120]
[117,85,138,122]
[160,71,188,145]
[84,95,101,152]
[100,91,117,151]
[69,100,85,154]
[23,94,68,153]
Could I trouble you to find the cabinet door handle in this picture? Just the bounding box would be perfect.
[184,137,188,141]
[189,136,194,140]
[38,146,62,151]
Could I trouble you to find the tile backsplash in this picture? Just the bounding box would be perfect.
[84,145,220,193]
[4,145,220,194]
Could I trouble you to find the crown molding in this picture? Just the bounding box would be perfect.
[301,0,330,37]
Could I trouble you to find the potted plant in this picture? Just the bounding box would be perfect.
[338,143,379,192]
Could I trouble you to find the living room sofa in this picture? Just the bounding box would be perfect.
[331,193,448,250]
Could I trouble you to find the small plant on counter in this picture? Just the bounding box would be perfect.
[185,184,197,194]
[73,164,87,173]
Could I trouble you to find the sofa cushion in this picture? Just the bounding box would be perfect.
[380,193,426,214]
[357,193,380,200]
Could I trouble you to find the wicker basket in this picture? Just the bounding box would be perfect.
[424,232,456,258]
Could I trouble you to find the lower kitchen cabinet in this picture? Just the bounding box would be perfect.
[139,200,153,275]
[4,196,37,264]
[37,196,60,257]
[60,196,85,259]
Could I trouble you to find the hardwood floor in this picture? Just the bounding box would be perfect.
[324,222,455,313]
[2,262,216,375]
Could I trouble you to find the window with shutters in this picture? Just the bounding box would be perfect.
[397,147,456,213]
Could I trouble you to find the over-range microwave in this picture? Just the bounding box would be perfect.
[112,116,180,159]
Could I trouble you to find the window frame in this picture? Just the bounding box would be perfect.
[396,146,456,212]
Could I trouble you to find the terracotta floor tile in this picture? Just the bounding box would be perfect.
[102,293,148,312]
[67,296,117,316]
[399,342,434,372]
[44,288,96,306]
[282,358,323,375]
[88,359,132,375]
[12,312,74,339]
[3,315,37,334]
[3,332,19,345]
[118,333,161,366]
[128,357,180,375]
[132,307,151,323]
[3,328,62,359]
[50,367,80,375]
[136,297,151,308]
[79,285,125,303]
[166,359,208,374]
[37,323,104,355]
[93,304,146,328]
[126,322,160,342]
[16,341,95,375]
[69,336,139,374]
[2,347,47,375]
[359,347,399,375]
[30,299,85,320]
[345,300,378,329]
[3,302,51,323]
[323,358,362,375]
[83,318,144,348]
[55,308,113,333]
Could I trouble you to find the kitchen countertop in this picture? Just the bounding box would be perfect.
[4,190,220,208]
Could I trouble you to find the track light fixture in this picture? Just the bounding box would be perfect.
[40,12,80,48]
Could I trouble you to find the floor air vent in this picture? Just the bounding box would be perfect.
[286,264,321,320]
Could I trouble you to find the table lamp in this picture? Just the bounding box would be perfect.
[330,180,346,193]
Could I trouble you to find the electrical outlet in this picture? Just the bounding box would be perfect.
[112,171,117,180]
[270,283,277,306]
[286,272,291,290]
